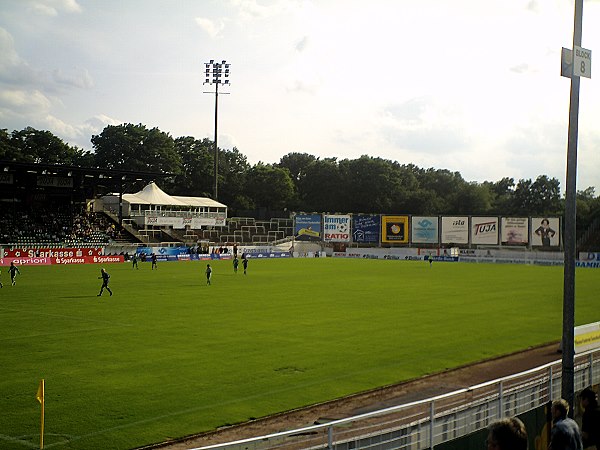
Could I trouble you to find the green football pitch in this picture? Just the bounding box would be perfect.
[1,258,598,450]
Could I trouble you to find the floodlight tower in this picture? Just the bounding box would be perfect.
[203,59,230,201]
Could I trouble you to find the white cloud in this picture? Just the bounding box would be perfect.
[52,68,94,89]
[43,114,82,139]
[295,36,309,52]
[27,0,82,16]
[195,17,226,38]
[229,0,273,20]
[0,89,51,112]
[82,114,122,134]
[0,28,39,84]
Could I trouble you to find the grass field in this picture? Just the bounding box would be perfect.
[1,258,599,450]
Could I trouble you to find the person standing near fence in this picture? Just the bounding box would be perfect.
[549,399,583,450]
[580,387,600,450]
[486,417,528,450]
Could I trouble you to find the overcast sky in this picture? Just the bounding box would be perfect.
[1,0,599,191]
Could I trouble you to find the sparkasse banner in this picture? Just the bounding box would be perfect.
[3,247,104,258]
[471,217,499,245]
[0,255,124,265]
[323,214,351,242]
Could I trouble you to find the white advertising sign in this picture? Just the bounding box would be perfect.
[441,216,469,244]
[471,217,499,245]
[575,321,600,353]
[323,215,351,242]
[531,217,560,247]
[501,217,529,245]
[411,216,439,244]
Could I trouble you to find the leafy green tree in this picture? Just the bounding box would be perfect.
[277,152,318,183]
[512,176,562,216]
[485,177,515,214]
[7,127,87,165]
[218,147,252,212]
[530,175,562,215]
[415,168,466,214]
[91,124,181,174]
[297,158,342,212]
[452,182,493,214]
[337,156,411,213]
[513,178,534,215]
[0,128,20,161]
[170,136,213,196]
[576,187,600,237]
[245,163,294,211]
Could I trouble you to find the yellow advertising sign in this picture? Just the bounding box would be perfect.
[575,321,600,353]
[381,216,409,243]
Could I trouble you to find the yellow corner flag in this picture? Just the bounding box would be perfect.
[36,379,44,404]
[36,379,45,449]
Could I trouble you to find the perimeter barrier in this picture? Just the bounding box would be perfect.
[191,348,600,450]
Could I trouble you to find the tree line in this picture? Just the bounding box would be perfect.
[1,125,599,234]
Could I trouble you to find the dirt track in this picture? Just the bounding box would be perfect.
[146,342,561,450]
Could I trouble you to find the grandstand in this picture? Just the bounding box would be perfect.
[0,162,295,250]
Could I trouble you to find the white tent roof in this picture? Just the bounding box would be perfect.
[119,182,226,208]
[131,182,186,206]
[172,196,227,209]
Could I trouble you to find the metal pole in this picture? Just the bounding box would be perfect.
[562,0,583,414]
[429,400,435,449]
[213,81,219,201]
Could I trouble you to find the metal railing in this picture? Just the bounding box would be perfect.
[191,348,599,450]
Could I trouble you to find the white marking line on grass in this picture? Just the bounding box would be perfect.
[36,369,382,448]
[0,433,75,449]
[0,434,39,449]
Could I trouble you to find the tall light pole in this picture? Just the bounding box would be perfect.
[204,59,230,201]
[561,0,592,412]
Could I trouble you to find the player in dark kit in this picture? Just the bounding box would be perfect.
[151,253,158,270]
[97,268,113,296]
[206,264,212,285]
[9,262,20,286]
[242,256,248,275]
[132,253,139,269]
[233,257,239,273]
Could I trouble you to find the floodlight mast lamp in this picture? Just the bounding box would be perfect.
[203,59,230,201]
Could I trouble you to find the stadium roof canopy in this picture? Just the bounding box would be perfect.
[0,160,174,208]
[120,182,226,209]
[0,159,172,183]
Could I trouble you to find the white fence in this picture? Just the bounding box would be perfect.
[190,348,600,450]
